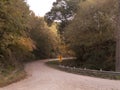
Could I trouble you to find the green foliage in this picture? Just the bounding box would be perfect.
[64,0,117,71]
[44,0,80,32]
[28,13,60,59]
[0,0,63,71]
[0,0,64,72]
[0,0,34,70]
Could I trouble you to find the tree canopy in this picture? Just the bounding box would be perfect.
[44,0,80,32]
[64,0,117,70]
[0,0,61,72]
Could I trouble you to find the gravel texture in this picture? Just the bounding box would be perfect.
[1,59,120,90]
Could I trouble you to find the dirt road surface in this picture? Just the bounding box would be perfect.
[1,59,120,90]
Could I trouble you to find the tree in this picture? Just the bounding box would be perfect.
[28,13,60,59]
[116,0,120,72]
[0,0,34,69]
[64,0,116,70]
[44,0,79,32]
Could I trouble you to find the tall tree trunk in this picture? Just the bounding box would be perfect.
[116,0,120,72]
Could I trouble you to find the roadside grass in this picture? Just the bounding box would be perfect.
[0,68,26,87]
[46,60,120,80]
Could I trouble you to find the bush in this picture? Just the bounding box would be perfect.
[64,0,117,71]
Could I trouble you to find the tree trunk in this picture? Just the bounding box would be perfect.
[116,0,120,72]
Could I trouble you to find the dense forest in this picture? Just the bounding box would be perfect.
[0,0,120,86]
[64,0,117,71]
[45,0,119,71]
[0,0,64,75]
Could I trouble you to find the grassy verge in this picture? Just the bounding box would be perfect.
[46,60,120,80]
[0,68,26,87]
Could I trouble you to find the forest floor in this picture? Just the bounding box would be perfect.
[1,59,120,90]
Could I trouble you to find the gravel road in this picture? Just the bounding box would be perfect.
[1,59,120,90]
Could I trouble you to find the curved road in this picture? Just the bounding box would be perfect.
[1,59,120,90]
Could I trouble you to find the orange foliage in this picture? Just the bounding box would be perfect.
[17,37,36,51]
